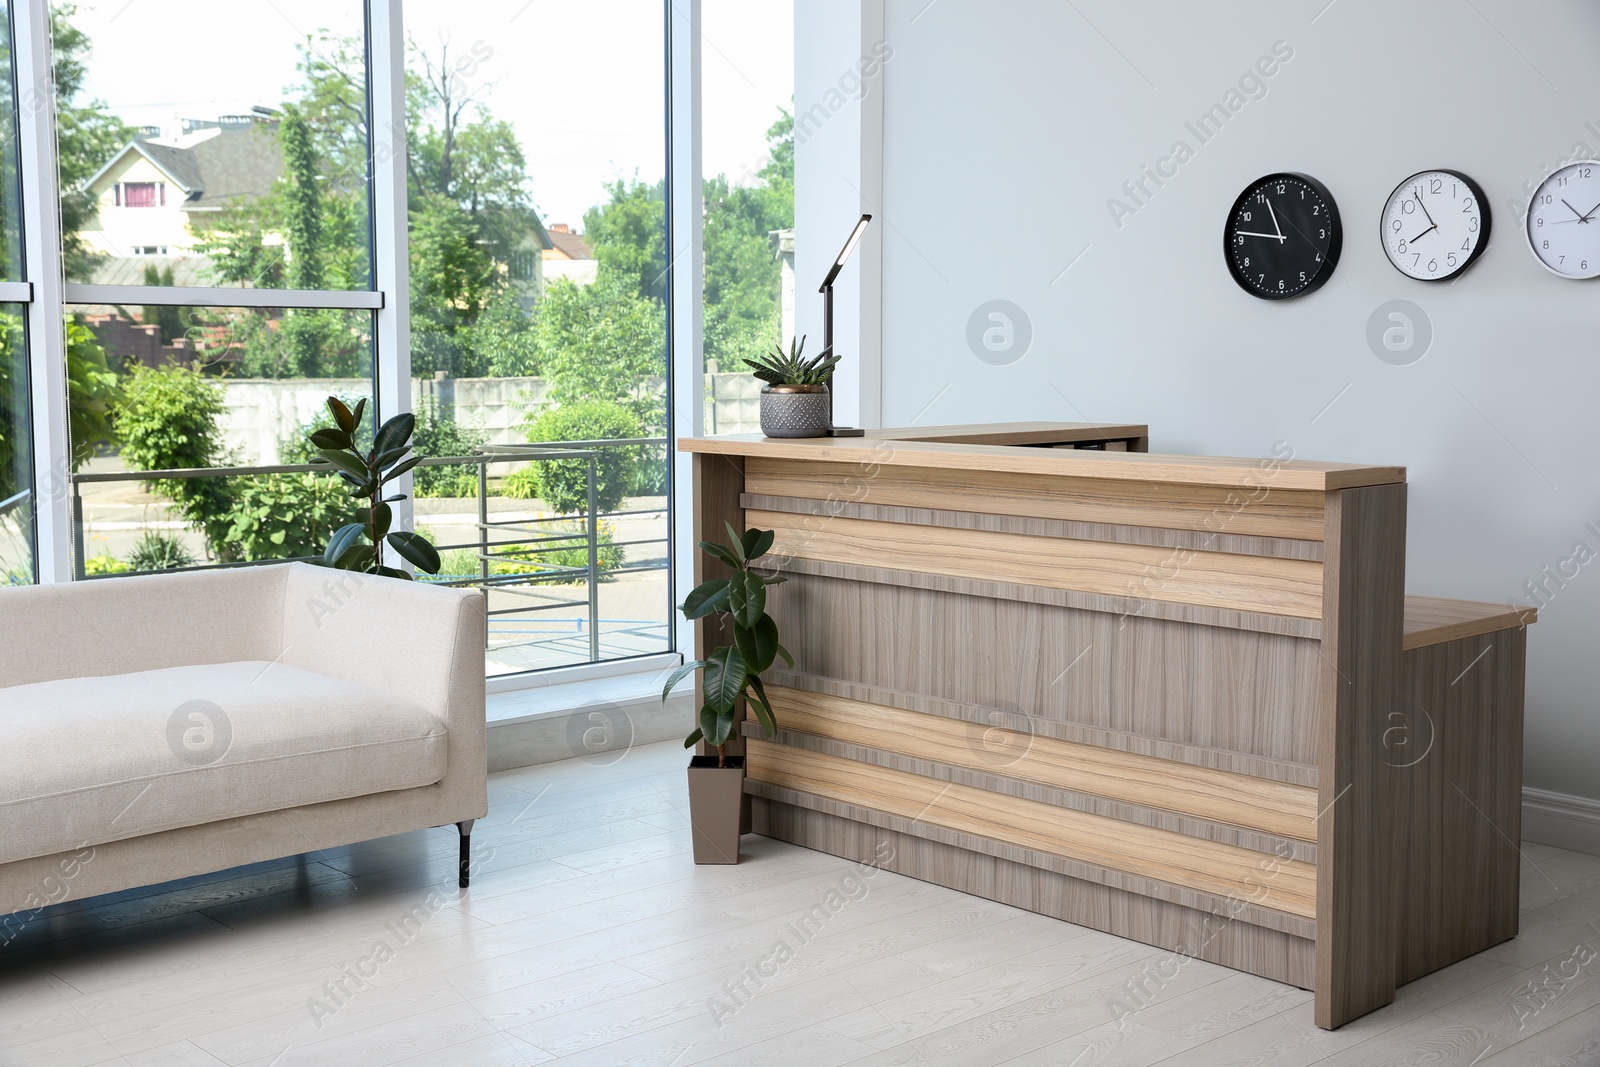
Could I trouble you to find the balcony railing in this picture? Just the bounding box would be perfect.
[64,438,671,675]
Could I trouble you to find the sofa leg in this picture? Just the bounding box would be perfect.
[456,820,475,889]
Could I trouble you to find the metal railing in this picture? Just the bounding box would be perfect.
[67,437,671,671]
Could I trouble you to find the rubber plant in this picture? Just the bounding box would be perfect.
[312,397,442,579]
[663,523,791,765]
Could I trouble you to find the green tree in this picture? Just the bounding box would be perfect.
[584,178,668,305]
[534,275,665,432]
[280,107,325,291]
[52,5,135,282]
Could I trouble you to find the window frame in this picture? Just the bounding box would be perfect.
[14,0,699,688]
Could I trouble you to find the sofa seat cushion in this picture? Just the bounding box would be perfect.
[0,661,448,865]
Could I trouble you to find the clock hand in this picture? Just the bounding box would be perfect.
[1236,230,1286,240]
[1580,201,1600,223]
[1561,198,1586,221]
[1414,188,1437,228]
[1406,223,1436,243]
[1265,198,1284,239]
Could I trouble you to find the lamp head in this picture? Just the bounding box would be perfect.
[819,213,873,291]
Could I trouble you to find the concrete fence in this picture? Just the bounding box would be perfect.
[222,372,765,464]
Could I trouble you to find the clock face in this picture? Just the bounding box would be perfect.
[1382,170,1490,281]
[1526,160,1600,279]
[1225,173,1342,300]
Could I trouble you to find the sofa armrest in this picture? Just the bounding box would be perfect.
[278,564,486,818]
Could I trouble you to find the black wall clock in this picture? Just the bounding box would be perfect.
[1224,172,1342,300]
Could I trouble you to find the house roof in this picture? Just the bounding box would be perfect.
[85,124,284,209]
[546,228,593,260]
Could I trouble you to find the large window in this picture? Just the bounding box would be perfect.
[12,1,684,682]
[402,2,671,675]
[700,0,794,436]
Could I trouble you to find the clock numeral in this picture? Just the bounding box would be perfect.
[1461,198,1474,211]
[1390,219,1402,232]
[1461,240,1470,251]
[1468,218,1478,232]
[1430,178,1443,193]
[1580,168,1593,178]
[1447,252,1457,268]
[1397,240,1407,254]
[1402,200,1416,214]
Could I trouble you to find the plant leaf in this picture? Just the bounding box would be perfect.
[727,569,766,629]
[381,455,421,485]
[350,397,368,431]
[370,501,392,540]
[327,396,355,433]
[735,612,778,672]
[697,540,741,569]
[372,564,412,580]
[702,646,747,713]
[723,521,746,562]
[681,579,730,620]
[372,412,415,457]
[323,522,365,566]
[387,530,441,574]
[333,542,373,572]
[747,674,778,738]
[310,427,351,450]
[701,704,736,748]
[684,727,704,749]
[742,528,775,561]
[775,643,794,669]
[662,659,706,701]
[317,448,369,480]
[374,446,410,471]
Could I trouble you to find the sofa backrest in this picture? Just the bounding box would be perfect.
[0,565,289,689]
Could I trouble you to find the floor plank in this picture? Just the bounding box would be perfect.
[2,739,1596,1066]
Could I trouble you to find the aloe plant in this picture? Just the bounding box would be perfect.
[311,396,441,579]
[743,335,840,387]
[663,524,791,766]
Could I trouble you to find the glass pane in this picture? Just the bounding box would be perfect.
[701,0,794,435]
[404,2,670,675]
[0,2,22,282]
[51,2,371,289]
[68,304,373,575]
[0,307,29,584]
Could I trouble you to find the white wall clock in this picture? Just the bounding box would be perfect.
[1525,160,1600,279]
[1381,170,1489,281]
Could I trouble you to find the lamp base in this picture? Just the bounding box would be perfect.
[827,426,866,437]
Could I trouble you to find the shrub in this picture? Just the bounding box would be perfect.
[499,465,540,501]
[520,400,642,516]
[83,554,129,577]
[411,401,486,498]
[215,473,349,563]
[496,520,625,579]
[114,362,233,553]
[126,531,198,572]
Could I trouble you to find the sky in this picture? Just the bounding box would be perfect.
[67,0,793,228]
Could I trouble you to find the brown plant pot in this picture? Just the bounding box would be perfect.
[687,755,745,864]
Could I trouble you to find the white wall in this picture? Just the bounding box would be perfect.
[796,0,1600,807]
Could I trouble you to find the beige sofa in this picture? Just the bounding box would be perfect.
[0,563,486,925]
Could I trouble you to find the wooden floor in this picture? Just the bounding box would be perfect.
[3,741,1598,1066]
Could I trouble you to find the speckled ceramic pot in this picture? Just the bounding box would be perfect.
[759,383,831,438]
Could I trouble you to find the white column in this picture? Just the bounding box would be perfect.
[795,0,885,430]
[668,0,704,659]
[14,0,71,582]
[368,0,413,529]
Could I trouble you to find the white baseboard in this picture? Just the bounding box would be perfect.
[1523,787,1600,857]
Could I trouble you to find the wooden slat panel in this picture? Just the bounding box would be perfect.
[742,493,1324,561]
[745,739,1318,919]
[1314,484,1407,1029]
[767,575,1324,766]
[1402,596,1538,650]
[682,434,1405,492]
[772,670,1319,786]
[753,508,1324,620]
[752,796,1317,986]
[766,685,1319,841]
[746,457,1327,540]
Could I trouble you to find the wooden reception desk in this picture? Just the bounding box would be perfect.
[680,423,1535,1030]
